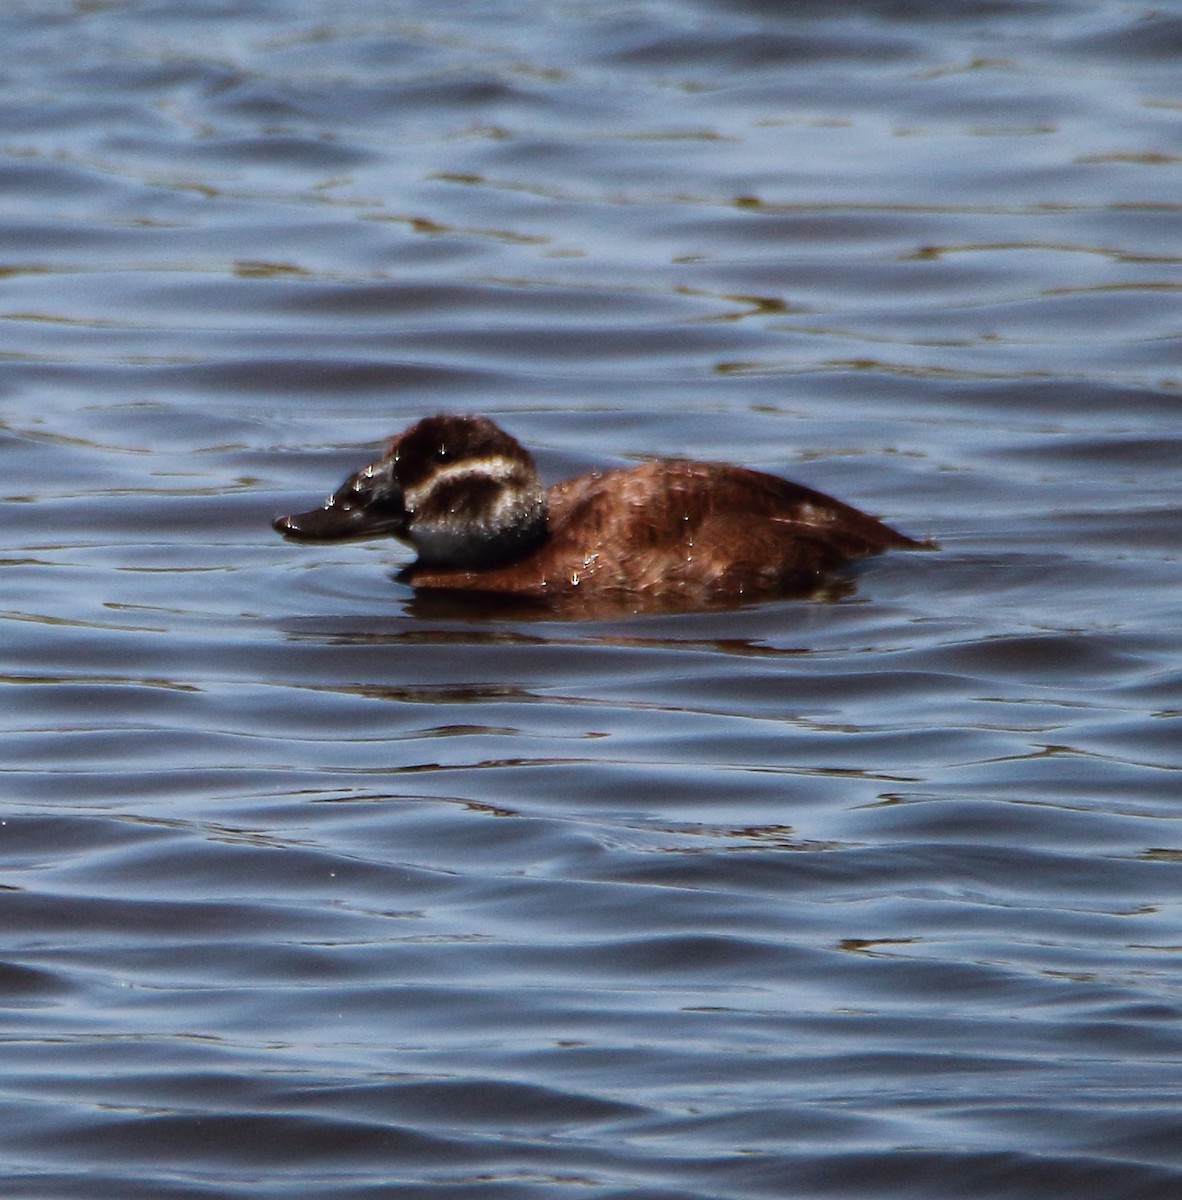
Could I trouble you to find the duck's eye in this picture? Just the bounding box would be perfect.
[435,445,453,463]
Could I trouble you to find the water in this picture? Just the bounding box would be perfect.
[3,1,1181,1196]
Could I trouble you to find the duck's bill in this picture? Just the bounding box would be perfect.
[272,460,406,542]
[272,505,406,541]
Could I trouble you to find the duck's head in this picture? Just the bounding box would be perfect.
[273,413,548,567]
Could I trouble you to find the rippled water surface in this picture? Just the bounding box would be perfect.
[3,1,1181,1196]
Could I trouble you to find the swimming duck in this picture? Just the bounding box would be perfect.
[273,413,924,610]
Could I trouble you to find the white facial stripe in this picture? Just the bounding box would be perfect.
[402,453,524,512]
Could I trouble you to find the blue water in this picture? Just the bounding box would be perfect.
[2,1,1181,1196]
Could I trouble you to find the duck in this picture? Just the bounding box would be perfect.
[273,413,926,612]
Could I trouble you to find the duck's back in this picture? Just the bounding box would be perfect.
[404,459,918,605]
